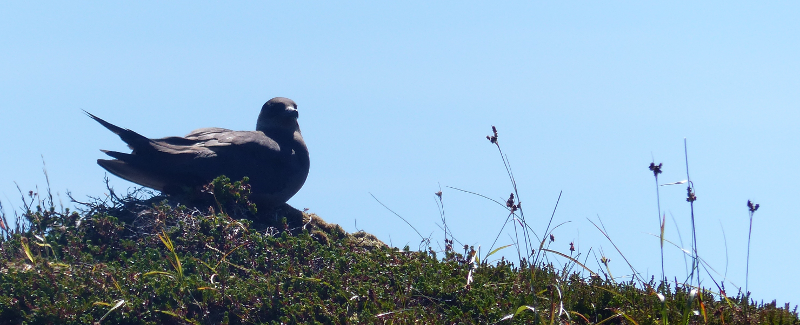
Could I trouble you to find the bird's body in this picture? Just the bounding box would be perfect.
[88,97,309,207]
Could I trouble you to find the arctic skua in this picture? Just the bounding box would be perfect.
[87,97,309,207]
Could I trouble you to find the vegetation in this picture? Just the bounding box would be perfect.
[0,128,797,324]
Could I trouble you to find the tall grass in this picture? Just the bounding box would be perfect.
[745,199,760,320]
[0,130,796,324]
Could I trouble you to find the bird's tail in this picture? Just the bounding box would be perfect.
[97,159,168,191]
[84,110,153,153]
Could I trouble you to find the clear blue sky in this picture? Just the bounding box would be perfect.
[2,2,798,306]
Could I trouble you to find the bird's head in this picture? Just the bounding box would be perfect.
[256,97,300,133]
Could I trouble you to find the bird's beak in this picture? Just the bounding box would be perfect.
[285,107,299,119]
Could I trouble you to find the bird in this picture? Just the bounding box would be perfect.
[86,97,310,207]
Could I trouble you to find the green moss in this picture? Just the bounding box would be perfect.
[0,188,797,324]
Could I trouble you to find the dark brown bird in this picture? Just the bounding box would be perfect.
[87,97,309,207]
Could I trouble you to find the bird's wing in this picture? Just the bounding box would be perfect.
[146,128,276,157]
[184,127,234,140]
[183,128,281,149]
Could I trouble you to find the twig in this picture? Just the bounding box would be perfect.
[370,192,426,242]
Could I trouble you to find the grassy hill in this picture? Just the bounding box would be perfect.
[0,176,797,325]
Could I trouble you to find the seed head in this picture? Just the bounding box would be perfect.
[505,193,518,213]
[747,200,760,213]
[686,186,697,202]
[486,126,498,144]
[649,162,663,177]
[506,193,515,208]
